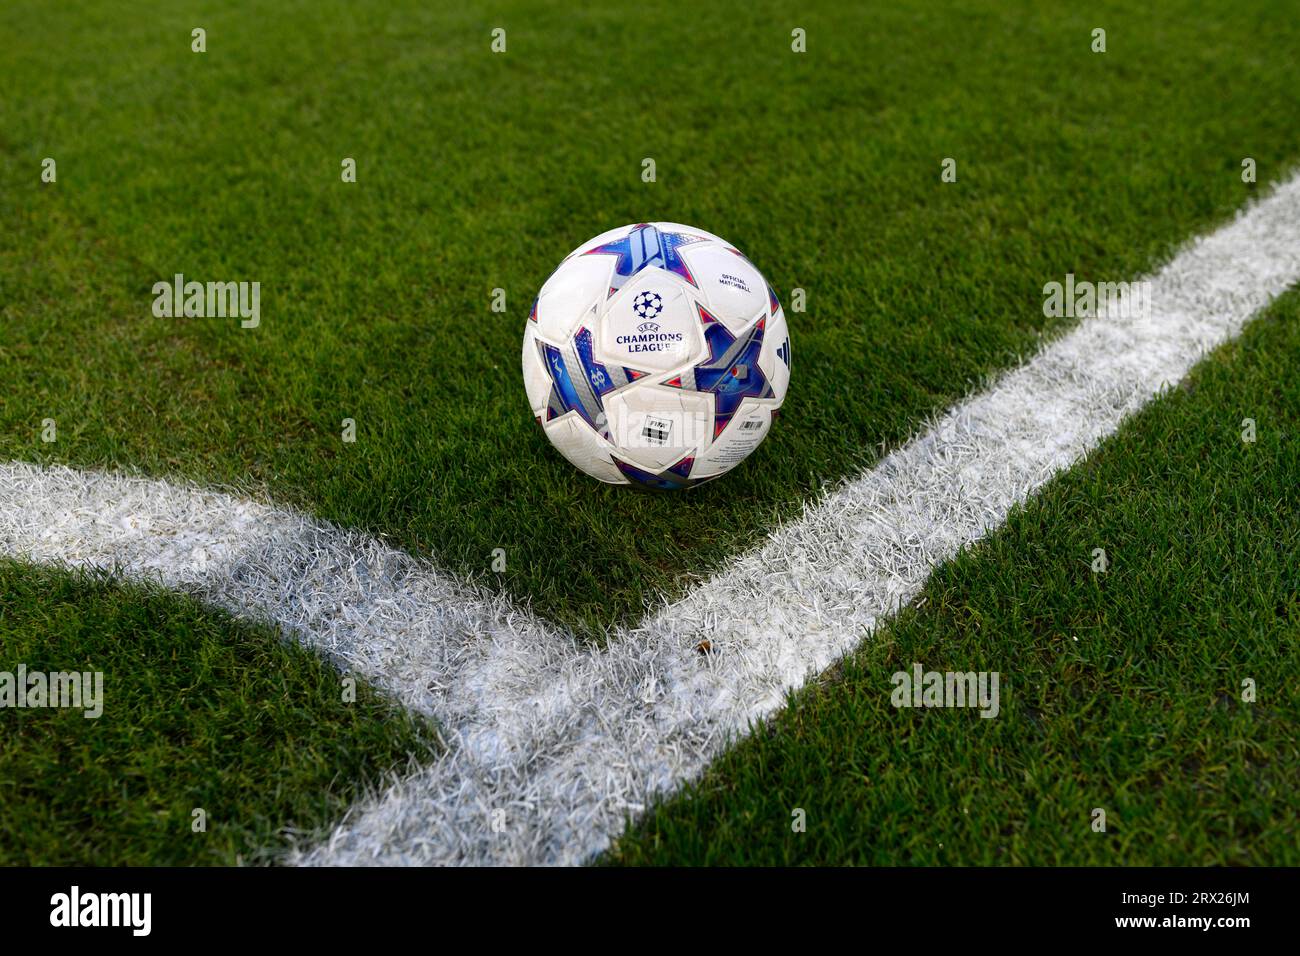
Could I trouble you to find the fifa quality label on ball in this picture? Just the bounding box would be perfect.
[640,415,674,447]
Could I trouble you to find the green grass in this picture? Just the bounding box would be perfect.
[607,296,1300,866]
[2,0,1298,867]
[3,0,1299,628]
[0,561,438,865]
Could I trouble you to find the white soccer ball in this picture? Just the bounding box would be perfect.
[521,222,791,489]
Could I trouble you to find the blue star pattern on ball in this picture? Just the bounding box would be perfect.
[583,223,704,297]
[613,453,710,490]
[538,328,614,436]
[665,305,774,438]
[573,327,615,399]
[633,291,663,319]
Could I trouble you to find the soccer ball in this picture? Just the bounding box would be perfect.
[521,222,791,489]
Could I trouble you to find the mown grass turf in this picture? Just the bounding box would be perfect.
[3,0,1299,628]
[607,296,1300,866]
[0,562,438,865]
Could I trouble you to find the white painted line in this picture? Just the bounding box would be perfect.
[0,462,561,724]
[3,174,1300,864]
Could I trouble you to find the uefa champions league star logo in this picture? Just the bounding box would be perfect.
[633,290,663,320]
